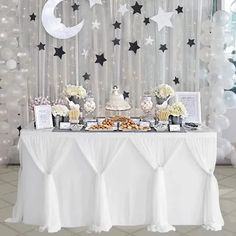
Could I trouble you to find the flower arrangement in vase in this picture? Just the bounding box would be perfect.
[51,104,69,128]
[154,84,175,110]
[64,84,87,104]
[168,102,187,125]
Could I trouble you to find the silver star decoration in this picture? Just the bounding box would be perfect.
[118,4,129,16]
[151,7,174,31]
[92,19,100,29]
[81,49,88,58]
[88,0,102,8]
[145,36,154,45]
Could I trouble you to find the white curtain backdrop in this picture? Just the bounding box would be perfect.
[19,0,213,116]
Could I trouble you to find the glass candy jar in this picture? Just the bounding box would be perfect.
[141,96,153,118]
[84,97,96,119]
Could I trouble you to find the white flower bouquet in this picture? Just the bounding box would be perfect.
[52,105,69,117]
[64,85,87,99]
[154,84,175,99]
[169,102,187,117]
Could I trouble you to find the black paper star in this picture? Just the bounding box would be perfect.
[187,39,195,47]
[95,53,107,66]
[83,72,91,81]
[54,46,66,59]
[37,42,45,51]
[176,6,183,14]
[123,91,129,99]
[129,41,140,54]
[112,38,120,46]
[113,21,121,29]
[17,126,22,136]
[143,17,150,25]
[72,3,80,11]
[131,1,143,14]
[173,77,180,85]
[30,13,36,21]
[159,44,168,53]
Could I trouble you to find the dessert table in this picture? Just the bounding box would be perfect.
[7,128,224,233]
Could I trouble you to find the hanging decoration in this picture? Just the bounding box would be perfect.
[54,46,66,59]
[129,41,140,54]
[41,0,84,39]
[88,0,102,8]
[150,7,174,31]
[118,4,129,16]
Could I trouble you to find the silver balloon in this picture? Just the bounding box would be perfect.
[224,91,236,108]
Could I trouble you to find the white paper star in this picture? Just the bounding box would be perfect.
[145,36,154,45]
[92,20,100,29]
[151,7,174,31]
[118,4,129,16]
[81,49,88,58]
[88,0,102,8]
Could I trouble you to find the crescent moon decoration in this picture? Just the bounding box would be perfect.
[41,0,84,39]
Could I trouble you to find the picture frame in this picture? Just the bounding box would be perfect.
[175,92,202,124]
[34,105,53,129]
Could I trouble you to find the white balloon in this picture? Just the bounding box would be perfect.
[6,59,17,70]
[1,48,14,60]
[224,32,234,46]
[200,32,211,46]
[224,91,236,108]
[210,84,224,97]
[201,20,212,33]
[221,61,235,77]
[213,10,231,26]
[223,78,234,90]
[199,47,211,63]
[0,121,10,133]
[207,74,223,85]
[216,115,230,130]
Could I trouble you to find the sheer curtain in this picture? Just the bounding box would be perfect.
[19,0,212,116]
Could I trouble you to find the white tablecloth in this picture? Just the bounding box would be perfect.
[7,129,224,233]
